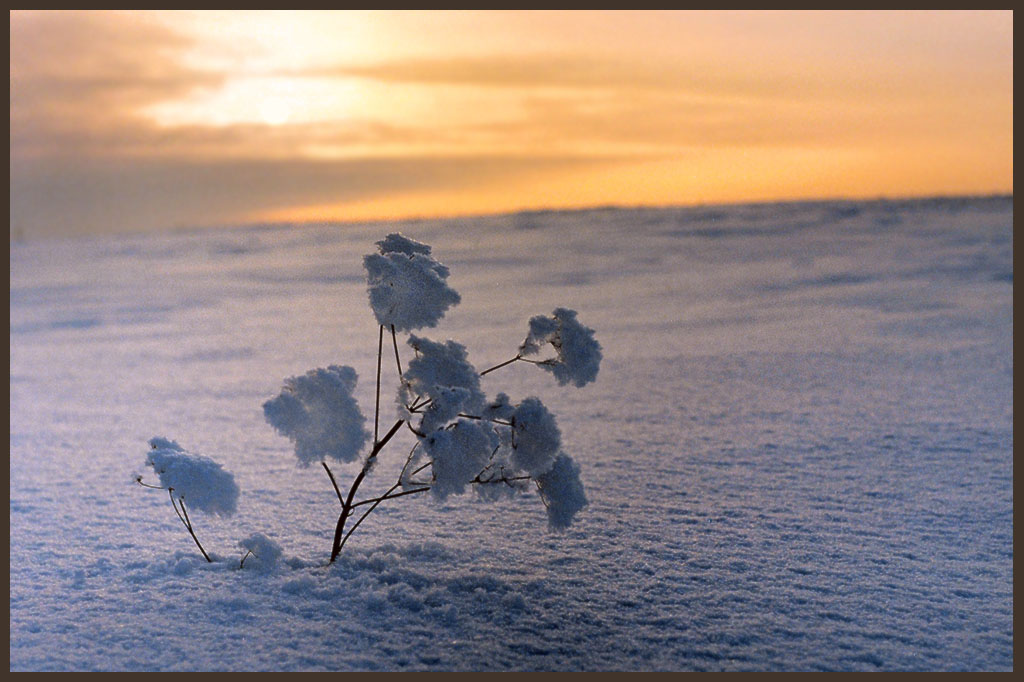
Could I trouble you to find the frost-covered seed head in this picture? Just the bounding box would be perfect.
[535,452,587,530]
[423,419,494,500]
[145,437,239,516]
[263,365,370,466]
[520,308,602,388]
[418,385,473,433]
[375,233,433,257]
[510,397,561,477]
[482,393,516,421]
[401,336,485,419]
[364,234,460,332]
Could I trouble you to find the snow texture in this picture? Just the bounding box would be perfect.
[363,233,461,331]
[9,197,1013,671]
[263,365,370,466]
[521,308,602,387]
[535,452,588,530]
[144,437,239,516]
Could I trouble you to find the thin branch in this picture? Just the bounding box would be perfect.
[410,460,433,477]
[135,477,164,490]
[397,443,420,485]
[239,550,253,569]
[472,474,532,485]
[391,324,403,378]
[518,356,558,366]
[322,461,344,505]
[457,413,513,426]
[179,497,194,529]
[168,489,187,526]
[350,486,431,509]
[340,486,429,552]
[173,493,211,563]
[407,396,431,412]
[374,324,384,445]
[371,419,404,458]
[479,354,522,376]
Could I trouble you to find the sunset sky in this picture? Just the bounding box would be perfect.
[9,10,1013,238]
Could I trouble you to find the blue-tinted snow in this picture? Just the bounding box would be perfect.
[9,196,1012,671]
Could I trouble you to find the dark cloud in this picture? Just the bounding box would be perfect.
[10,153,638,237]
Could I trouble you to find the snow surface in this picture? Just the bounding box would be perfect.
[9,196,1013,671]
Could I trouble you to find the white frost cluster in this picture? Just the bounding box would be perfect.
[423,419,495,500]
[263,365,370,466]
[363,233,460,332]
[145,437,239,516]
[400,336,485,426]
[520,308,602,387]
[535,452,588,530]
[510,397,561,477]
[238,532,283,571]
[418,385,474,433]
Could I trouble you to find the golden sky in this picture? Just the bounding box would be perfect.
[9,10,1013,237]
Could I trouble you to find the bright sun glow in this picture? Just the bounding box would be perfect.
[145,77,365,128]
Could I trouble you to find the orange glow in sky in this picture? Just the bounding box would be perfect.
[9,10,1013,237]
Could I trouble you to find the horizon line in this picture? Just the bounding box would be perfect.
[10,190,1013,244]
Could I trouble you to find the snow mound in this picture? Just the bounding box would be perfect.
[144,437,239,516]
[520,308,602,387]
[363,233,460,331]
[238,532,283,571]
[263,365,370,466]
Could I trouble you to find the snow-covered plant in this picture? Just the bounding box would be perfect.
[136,437,239,562]
[264,233,601,563]
[238,532,283,571]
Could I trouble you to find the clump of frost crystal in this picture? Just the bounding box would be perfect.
[520,307,602,387]
[145,437,239,516]
[363,233,461,332]
[263,365,370,466]
[399,335,485,427]
[422,419,495,500]
[535,452,588,529]
[510,397,561,477]
[238,532,283,571]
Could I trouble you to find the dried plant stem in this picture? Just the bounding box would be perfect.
[374,325,384,445]
[329,418,405,563]
[322,461,344,505]
[479,354,521,376]
[169,489,211,562]
[391,324,403,377]
[339,461,434,552]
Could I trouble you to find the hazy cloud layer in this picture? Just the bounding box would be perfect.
[10,154,633,237]
[9,10,1013,238]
